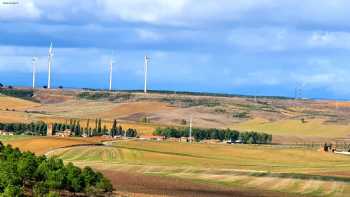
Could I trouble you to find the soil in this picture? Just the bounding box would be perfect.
[100,170,301,197]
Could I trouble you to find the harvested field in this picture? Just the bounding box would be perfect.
[6,137,103,155]
[0,135,34,142]
[102,170,300,197]
[49,140,350,196]
[0,95,40,110]
[233,118,350,139]
[51,141,350,173]
[2,90,350,143]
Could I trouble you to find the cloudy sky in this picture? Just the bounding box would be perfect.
[1,0,350,99]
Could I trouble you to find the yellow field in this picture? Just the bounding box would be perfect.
[47,140,350,197]
[0,95,40,110]
[1,92,350,142]
[232,118,350,138]
[5,137,103,155]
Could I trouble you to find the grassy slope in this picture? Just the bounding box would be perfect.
[232,118,350,138]
[50,140,350,197]
[1,92,350,140]
[0,95,39,110]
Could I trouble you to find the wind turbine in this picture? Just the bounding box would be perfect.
[109,59,114,91]
[47,42,53,89]
[32,57,37,89]
[144,55,150,93]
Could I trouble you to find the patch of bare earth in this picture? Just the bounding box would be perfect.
[100,170,300,197]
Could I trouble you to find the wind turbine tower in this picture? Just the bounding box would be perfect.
[32,57,37,89]
[144,55,150,93]
[109,59,114,91]
[47,43,53,89]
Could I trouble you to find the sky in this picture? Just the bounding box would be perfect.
[1,0,350,99]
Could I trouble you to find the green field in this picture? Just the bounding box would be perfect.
[49,140,350,197]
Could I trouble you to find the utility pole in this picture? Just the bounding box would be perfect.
[189,115,192,144]
[335,100,339,120]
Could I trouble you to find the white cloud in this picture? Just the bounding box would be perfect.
[307,32,350,49]
[228,27,293,51]
[0,0,41,21]
[227,27,350,52]
[96,0,187,25]
[1,0,350,28]
[136,29,163,41]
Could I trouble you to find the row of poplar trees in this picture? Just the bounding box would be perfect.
[52,119,137,137]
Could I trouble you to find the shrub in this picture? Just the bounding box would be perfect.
[232,111,249,119]
[1,184,23,197]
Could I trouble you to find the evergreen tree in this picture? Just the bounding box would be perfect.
[97,119,102,135]
[111,120,117,137]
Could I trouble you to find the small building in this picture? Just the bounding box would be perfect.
[113,135,122,139]
[180,137,194,143]
[201,139,221,144]
[55,129,71,137]
[139,134,165,141]
[167,137,180,142]
[102,135,113,139]
[0,131,14,136]
[234,139,243,144]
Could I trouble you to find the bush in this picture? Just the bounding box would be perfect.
[0,89,33,100]
[1,184,23,197]
[232,111,249,119]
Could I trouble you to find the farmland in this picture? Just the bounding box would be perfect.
[1,89,350,143]
[2,89,350,196]
[44,140,350,197]
[5,136,103,155]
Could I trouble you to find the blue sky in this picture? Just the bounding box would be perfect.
[1,0,350,99]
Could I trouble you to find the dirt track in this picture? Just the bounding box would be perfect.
[101,170,300,197]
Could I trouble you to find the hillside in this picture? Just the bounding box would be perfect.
[1,88,350,143]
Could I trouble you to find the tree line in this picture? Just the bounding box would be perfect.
[0,142,112,196]
[153,127,272,144]
[52,119,137,137]
[0,88,34,101]
[0,119,138,138]
[0,122,47,135]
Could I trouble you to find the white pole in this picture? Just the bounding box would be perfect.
[189,116,193,143]
[144,55,149,93]
[335,100,338,119]
[109,60,113,91]
[47,42,53,89]
[32,57,37,89]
